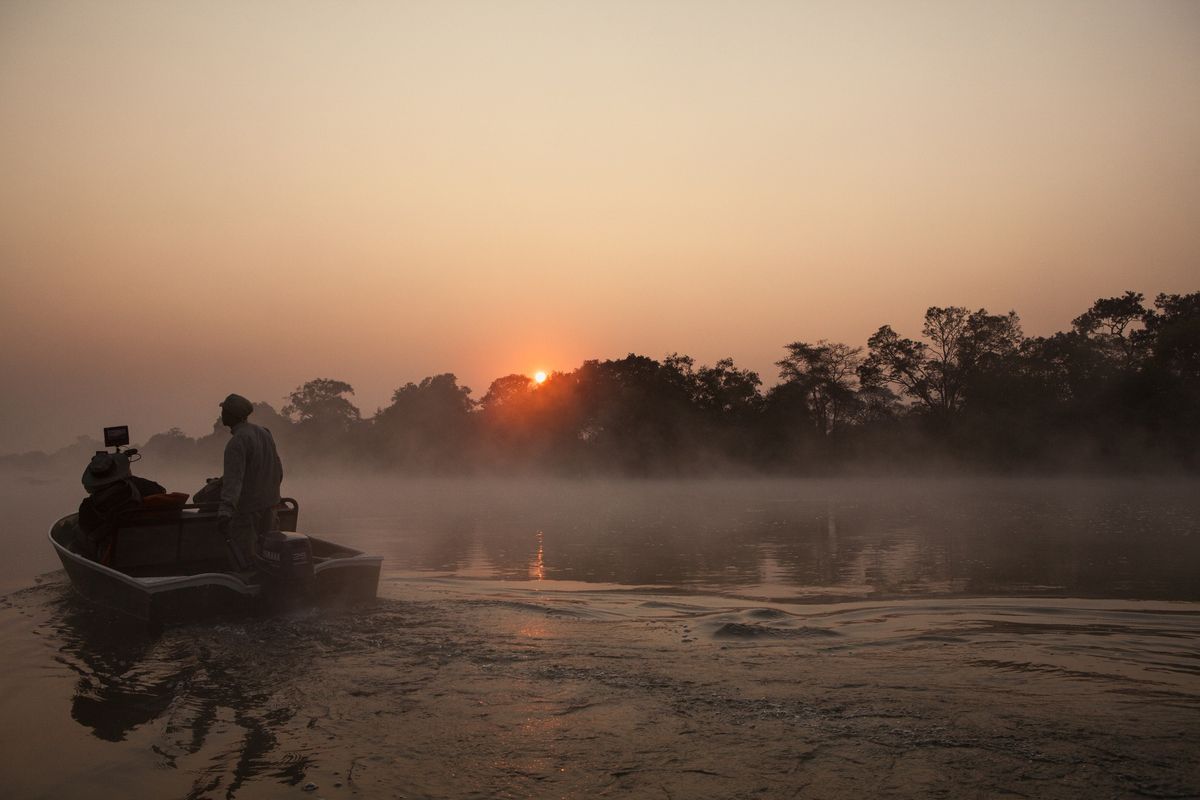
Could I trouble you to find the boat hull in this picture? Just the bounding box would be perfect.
[50,513,381,624]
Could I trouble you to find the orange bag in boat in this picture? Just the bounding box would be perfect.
[141,492,190,509]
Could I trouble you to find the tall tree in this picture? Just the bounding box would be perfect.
[283,379,360,429]
[142,427,197,462]
[864,307,1023,419]
[776,340,861,435]
[569,354,700,472]
[1143,292,1200,379]
[1072,291,1147,368]
[1139,292,1200,465]
[480,374,535,413]
[374,374,476,469]
[693,358,763,420]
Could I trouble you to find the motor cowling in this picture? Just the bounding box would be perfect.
[256,530,315,604]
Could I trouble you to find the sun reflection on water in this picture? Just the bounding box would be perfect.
[529,531,545,581]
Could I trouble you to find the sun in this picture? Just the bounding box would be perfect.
[533,371,547,384]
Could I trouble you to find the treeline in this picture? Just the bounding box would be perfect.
[9,290,1199,475]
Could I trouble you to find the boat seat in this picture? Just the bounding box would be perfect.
[111,510,225,571]
[110,499,300,572]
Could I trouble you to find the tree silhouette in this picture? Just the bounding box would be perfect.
[21,288,1198,476]
[776,340,862,435]
[281,379,361,457]
[480,374,536,413]
[143,427,196,462]
[283,379,360,428]
[1072,291,1147,369]
[373,374,475,470]
[1145,292,1200,379]
[693,358,763,420]
[865,307,1022,420]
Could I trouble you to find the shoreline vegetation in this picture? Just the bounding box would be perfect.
[7,290,1198,476]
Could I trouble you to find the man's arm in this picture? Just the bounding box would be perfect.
[219,436,246,518]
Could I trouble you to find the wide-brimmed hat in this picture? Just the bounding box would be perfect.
[219,393,254,418]
[81,452,131,493]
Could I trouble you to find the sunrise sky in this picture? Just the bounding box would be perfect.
[2,0,1198,452]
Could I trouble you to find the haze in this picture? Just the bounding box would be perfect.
[2,0,1198,451]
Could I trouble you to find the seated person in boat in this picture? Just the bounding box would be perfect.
[216,393,284,566]
[78,452,166,561]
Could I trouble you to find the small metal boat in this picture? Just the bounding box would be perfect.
[49,498,382,625]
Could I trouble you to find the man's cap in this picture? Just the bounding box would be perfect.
[81,452,131,493]
[219,393,254,418]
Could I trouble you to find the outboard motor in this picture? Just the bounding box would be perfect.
[256,529,315,607]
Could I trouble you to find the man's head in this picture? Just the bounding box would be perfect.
[219,393,254,428]
[82,451,131,493]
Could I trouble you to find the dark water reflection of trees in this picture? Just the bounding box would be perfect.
[323,479,1200,602]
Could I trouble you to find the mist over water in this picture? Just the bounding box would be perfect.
[244,475,1200,602]
[7,473,1200,601]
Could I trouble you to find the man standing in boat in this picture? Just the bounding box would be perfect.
[217,393,284,568]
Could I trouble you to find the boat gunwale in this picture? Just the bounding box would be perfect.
[50,513,258,595]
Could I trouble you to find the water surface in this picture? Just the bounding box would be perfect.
[289,477,1200,602]
[3,476,1198,798]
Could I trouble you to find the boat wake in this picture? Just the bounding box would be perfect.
[1,572,1198,799]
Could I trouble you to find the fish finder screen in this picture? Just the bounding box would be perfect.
[104,426,130,448]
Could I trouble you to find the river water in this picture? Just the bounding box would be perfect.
[1,476,1198,798]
